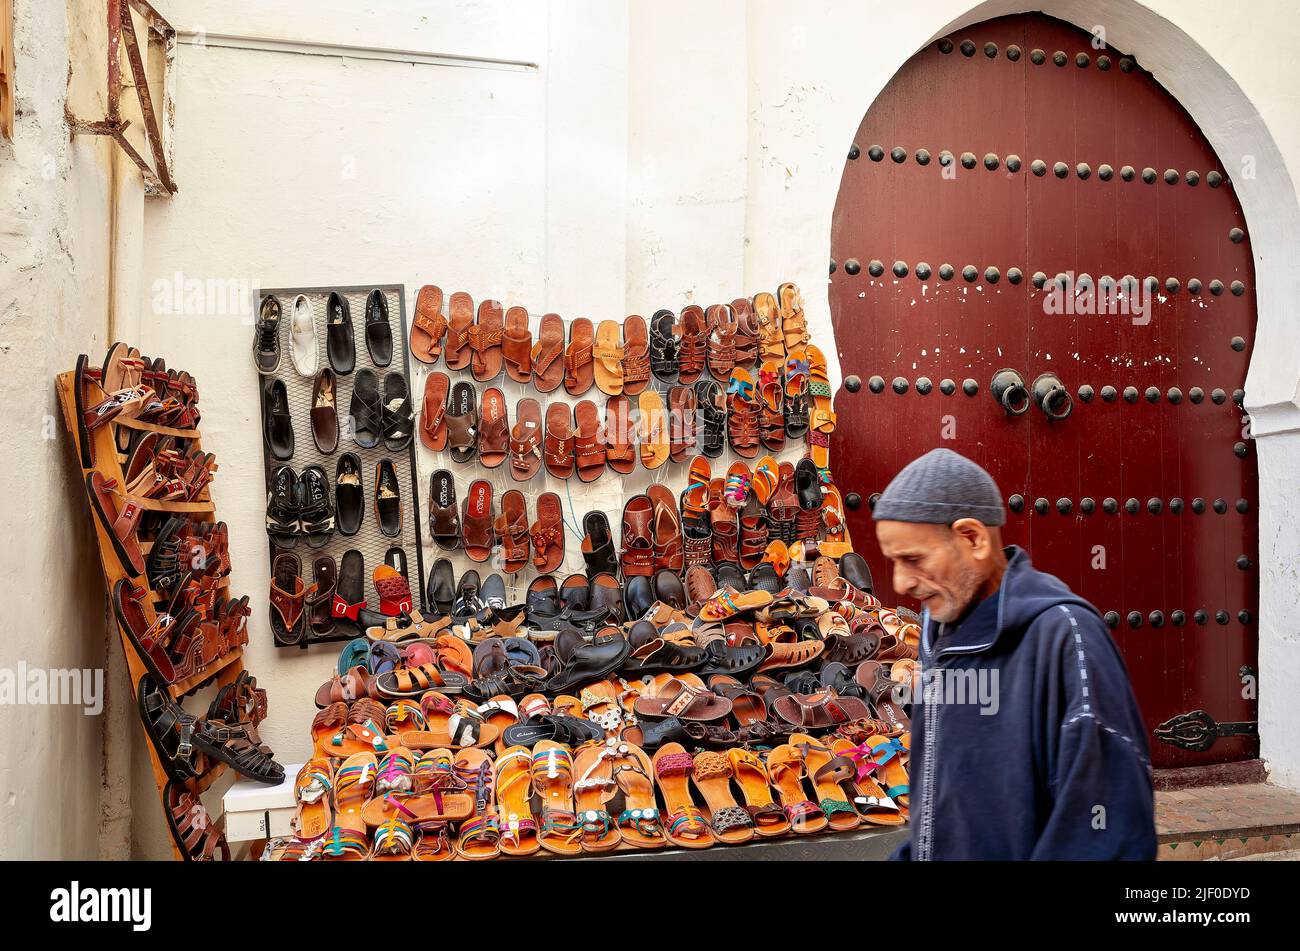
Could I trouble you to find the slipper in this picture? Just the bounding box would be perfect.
[647,483,684,574]
[419,371,450,451]
[766,743,827,834]
[87,472,144,576]
[637,389,669,470]
[608,741,666,848]
[649,309,679,383]
[794,457,823,541]
[461,479,495,563]
[581,511,618,579]
[564,317,595,395]
[622,315,651,395]
[495,489,530,574]
[604,394,636,475]
[806,344,836,479]
[532,741,584,855]
[445,380,478,464]
[427,469,460,551]
[409,285,447,364]
[620,495,656,578]
[829,738,906,826]
[309,556,338,636]
[778,282,810,353]
[668,385,697,463]
[751,455,779,505]
[494,745,542,855]
[470,297,505,382]
[726,367,760,458]
[691,750,755,843]
[573,744,623,852]
[634,677,732,721]
[706,303,738,382]
[593,319,625,396]
[697,587,773,622]
[543,402,575,478]
[443,291,475,371]
[531,313,566,392]
[752,290,784,363]
[732,297,759,368]
[365,289,394,368]
[708,674,767,725]
[530,491,566,574]
[509,397,543,482]
[293,759,334,841]
[728,748,790,836]
[325,292,356,375]
[573,399,606,482]
[372,559,413,615]
[270,552,314,645]
[329,549,367,633]
[677,305,708,384]
[498,305,533,384]
[652,743,715,848]
[348,368,382,449]
[454,748,502,859]
[784,347,810,439]
[380,372,414,451]
[477,387,508,468]
[758,359,787,451]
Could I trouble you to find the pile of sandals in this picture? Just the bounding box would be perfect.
[270,548,916,860]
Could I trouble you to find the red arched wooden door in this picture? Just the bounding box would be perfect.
[830,12,1258,770]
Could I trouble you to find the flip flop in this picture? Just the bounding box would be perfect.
[419,371,450,451]
[604,394,636,475]
[532,741,583,855]
[503,305,533,384]
[494,746,542,856]
[573,744,623,852]
[445,380,478,464]
[530,492,565,574]
[573,399,605,482]
[531,313,565,393]
[443,291,475,371]
[652,743,715,848]
[543,402,575,479]
[622,315,651,395]
[564,317,595,395]
[637,388,669,470]
[409,285,447,364]
[792,732,862,831]
[766,743,827,834]
[477,386,509,468]
[461,479,495,563]
[470,298,504,382]
[509,397,543,482]
[728,748,790,836]
[593,319,625,396]
[691,750,756,843]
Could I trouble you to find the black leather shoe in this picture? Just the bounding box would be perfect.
[639,716,689,749]
[587,573,623,622]
[840,552,874,593]
[253,295,282,374]
[546,627,631,694]
[334,453,364,536]
[621,638,707,677]
[364,288,393,367]
[695,638,765,679]
[263,378,294,461]
[503,715,603,747]
[326,291,355,374]
[653,569,686,609]
[623,574,655,620]
[581,511,618,577]
[525,575,562,624]
[374,458,402,538]
[427,558,455,615]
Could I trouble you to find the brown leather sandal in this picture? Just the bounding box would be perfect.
[573,399,606,483]
[638,389,669,470]
[752,290,784,363]
[410,285,448,364]
[543,402,575,479]
[470,298,505,382]
[495,489,530,573]
[732,297,758,368]
[668,385,697,463]
[462,480,495,563]
[503,305,532,384]
[604,394,636,475]
[622,315,651,395]
[758,359,787,452]
[444,291,475,371]
[677,305,708,384]
[647,483,684,574]
[709,478,739,566]
[706,303,737,381]
[530,491,565,574]
[593,319,625,396]
[532,313,565,393]
[419,371,450,452]
[445,381,478,464]
[778,282,810,353]
[477,387,509,469]
[509,397,543,482]
[564,317,595,395]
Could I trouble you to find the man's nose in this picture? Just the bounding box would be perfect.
[892,562,915,595]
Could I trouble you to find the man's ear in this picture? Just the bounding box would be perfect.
[951,518,992,559]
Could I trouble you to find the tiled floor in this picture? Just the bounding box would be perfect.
[1157,783,1300,860]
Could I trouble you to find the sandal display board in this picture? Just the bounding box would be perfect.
[57,353,275,861]
[256,284,427,648]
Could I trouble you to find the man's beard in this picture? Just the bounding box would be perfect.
[918,559,985,624]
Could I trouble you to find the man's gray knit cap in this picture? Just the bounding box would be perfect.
[872,448,1006,527]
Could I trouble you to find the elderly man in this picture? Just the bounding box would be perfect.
[873,448,1155,860]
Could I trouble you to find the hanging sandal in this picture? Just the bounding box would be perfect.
[573,399,606,482]
[564,317,595,395]
[604,394,637,475]
[622,315,651,395]
[495,489,531,574]
[637,388,670,470]
[593,319,625,396]
[443,291,475,371]
[469,298,505,382]
[530,492,566,574]
[758,359,787,451]
[752,290,784,363]
[410,285,448,364]
[543,402,576,479]
[706,303,738,381]
[649,309,679,383]
[531,312,566,393]
[677,304,708,384]
[509,397,543,482]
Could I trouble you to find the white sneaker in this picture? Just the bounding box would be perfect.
[290,294,318,377]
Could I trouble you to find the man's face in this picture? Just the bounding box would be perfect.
[874,520,989,623]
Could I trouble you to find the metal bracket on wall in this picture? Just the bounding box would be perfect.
[68,0,177,196]
[1155,710,1259,753]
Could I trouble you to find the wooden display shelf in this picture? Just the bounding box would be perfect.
[56,368,254,861]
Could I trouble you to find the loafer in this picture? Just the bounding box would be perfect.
[374,458,402,538]
[262,378,294,461]
[587,573,623,623]
[311,368,339,454]
[622,574,655,620]
[334,453,364,536]
[426,558,455,615]
[840,552,874,593]
[289,293,318,377]
[545,627,631,694]
[252,295,282,374]
[364,288,393,367]
[325,290,355,374]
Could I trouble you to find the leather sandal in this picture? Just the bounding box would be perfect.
[445,380,478,464]
[693,378,725,458]
[503,305,532,384]
[709,477,739,566]
[166,783,231,860]
[647,483,684,573]
[543,402,575,479]
[637,388,669,470]
[410,285,447,364]
[461,479,495,563]
[622,315,651,395]
[791,732,861,831]
[619,494,656,578]
[604,394,636,475]
[692,750,756,843]
[470,298,505,381]
[668,385,697,463]
[427,470,459,551]
[677,304,708,384]
[419,371,450,452]
[635,677,731,721]
[649,309,679,383]
[573,399,606,482]
[784,347,811,440]
[752,290,784,363]
[652,743,715,847]
[778,282,810,352]
[758,359,787,451]
[806,344,836,479]
[509,397,543,482]
[531,313,566,393]
[443,291,475,371]
[581,511,618,578]
[706,303,738,381]
[477,386,508,469]
[530,492,565,574]
[593,319,625,396]
[768,461,800,545]
[564,317,595,395]
[732,297,759,368]
[87,472,145,576]
[727,367,761,458]
[495,489,530,573]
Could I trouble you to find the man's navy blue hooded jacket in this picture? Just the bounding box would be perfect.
[891,546,1156,860]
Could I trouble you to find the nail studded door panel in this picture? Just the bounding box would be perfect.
[830,13,1257,768]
